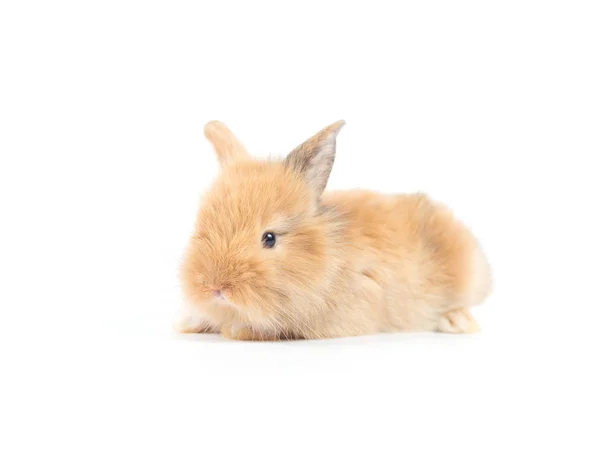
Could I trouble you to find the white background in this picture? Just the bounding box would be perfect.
[1,1,599,453]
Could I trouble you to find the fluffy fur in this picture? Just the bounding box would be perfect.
[177,120,492,340]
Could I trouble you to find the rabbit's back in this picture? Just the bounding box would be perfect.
[322,190,491,332]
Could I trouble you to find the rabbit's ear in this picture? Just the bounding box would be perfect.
[284,120,345,196]
[204,121,250,166]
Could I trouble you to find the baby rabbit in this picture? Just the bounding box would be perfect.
[177,120,491,340]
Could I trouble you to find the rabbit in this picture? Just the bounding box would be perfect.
[176,120,492,340]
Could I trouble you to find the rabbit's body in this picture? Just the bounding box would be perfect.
[316,190,491,336]
[177,121,491,340]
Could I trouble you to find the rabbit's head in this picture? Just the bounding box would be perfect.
[181,120,345,329]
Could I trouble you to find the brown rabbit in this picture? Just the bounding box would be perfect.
[176,120,492,340]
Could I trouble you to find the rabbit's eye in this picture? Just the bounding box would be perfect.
[262,231,276,248]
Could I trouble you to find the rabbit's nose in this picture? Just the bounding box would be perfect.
[211,288,224,300]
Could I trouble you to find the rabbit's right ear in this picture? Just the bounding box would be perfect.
[204,121,250,167]
[284,120,345,196]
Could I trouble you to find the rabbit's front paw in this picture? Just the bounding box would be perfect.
[173,303,218,334]
[221,326,280,341]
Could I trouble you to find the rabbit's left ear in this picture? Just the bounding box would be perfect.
[204,121,250,167]
[284,120,345,196]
